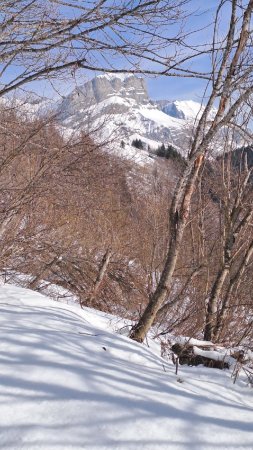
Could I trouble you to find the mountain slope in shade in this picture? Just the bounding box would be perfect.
[0,283,252,450]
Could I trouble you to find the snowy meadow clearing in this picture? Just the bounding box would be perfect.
[0,284,252,450]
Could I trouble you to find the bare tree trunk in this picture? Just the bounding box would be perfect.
[203,265,230,341]
[130,0,253,343]
[29,256,58,290]
[204,170,253,341]
[82,248,112,307]
[130,158,204,342]
[213,239,253,341]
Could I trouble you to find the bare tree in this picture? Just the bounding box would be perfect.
[0,0,194,97]
[1,0,253,345]
[203,150,253,342]
[130,0,253,342]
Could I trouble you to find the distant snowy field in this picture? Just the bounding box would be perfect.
[0,284,252,450]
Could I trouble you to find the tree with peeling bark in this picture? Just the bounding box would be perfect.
[203,151,253,342]
[130,0,253,342]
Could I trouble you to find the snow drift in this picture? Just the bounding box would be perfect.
[0,284,252,449]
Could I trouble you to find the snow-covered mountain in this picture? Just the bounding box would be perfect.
[157,99,206,121]
[57,74,214,156]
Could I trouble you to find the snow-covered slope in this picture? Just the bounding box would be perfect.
[0,94,55,120]
[1,284,252,450]
[158,99,208,121]
[57,75,214,157]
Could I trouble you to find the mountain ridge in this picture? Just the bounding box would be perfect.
[56,74,212,157]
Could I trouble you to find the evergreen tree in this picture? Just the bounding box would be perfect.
[132,139,144,149]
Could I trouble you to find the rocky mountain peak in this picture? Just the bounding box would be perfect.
[57,74,220,160]
[91,74,149,104]
[59,74,149,120]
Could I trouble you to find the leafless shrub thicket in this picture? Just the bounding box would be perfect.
[0,1,252,349]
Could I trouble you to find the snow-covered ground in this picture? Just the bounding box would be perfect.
[0,284,252,450]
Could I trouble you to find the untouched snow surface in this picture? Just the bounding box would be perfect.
[0,284,252,450]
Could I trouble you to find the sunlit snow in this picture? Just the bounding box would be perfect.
[0,284,252,449]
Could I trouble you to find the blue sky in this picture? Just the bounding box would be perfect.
[147,75,208,101]
[147,0,231,100]
[4,0,232,103]
[146,0,228,100]
[55,0,228,102]
[62,0,224,102]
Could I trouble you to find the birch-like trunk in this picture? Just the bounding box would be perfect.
[213,239,253,341]
[83,248,112,307]
[130,159,203,342]
[129,0,253,343]
[203,265,230,341]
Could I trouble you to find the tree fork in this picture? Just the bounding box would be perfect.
[130,156,204,342]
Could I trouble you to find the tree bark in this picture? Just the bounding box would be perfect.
[29,256,58,290]
[203,265,230,341]
[82,248,112,307]
[130,157,204,342]
[213,239,253,342]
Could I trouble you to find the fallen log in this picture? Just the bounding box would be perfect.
[171,343,232,369]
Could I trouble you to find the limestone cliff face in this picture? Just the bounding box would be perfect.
[59,74,149,120]
[89,75,149,104]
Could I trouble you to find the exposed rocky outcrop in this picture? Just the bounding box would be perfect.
[58,74,149,121]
